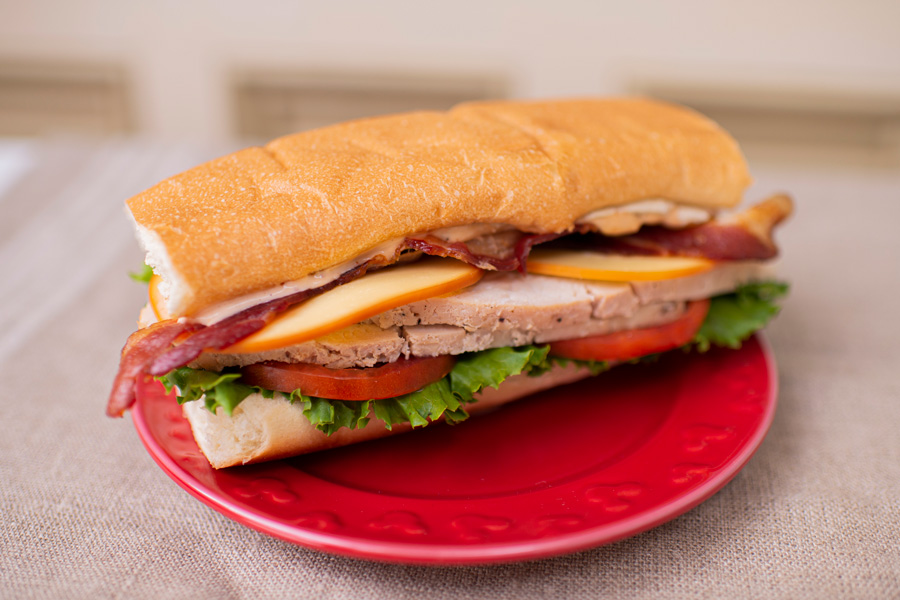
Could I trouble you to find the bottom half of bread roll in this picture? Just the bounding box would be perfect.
[183,362,591,470]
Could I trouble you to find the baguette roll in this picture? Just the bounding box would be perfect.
[107,97,794,470]
[127,98,751,317]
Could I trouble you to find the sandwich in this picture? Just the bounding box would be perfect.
[106,97,792,469]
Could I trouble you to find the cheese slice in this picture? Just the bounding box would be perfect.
[148,275,168,321]
[526,250,713,282]
[222,257,483,354]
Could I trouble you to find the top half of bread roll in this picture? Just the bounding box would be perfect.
[127,97,752,317]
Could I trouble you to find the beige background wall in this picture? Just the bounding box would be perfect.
[0,0,898,166]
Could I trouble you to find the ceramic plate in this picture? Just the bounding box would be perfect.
[133,335,777,564]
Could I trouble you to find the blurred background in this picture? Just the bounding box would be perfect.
[0,0,898,171]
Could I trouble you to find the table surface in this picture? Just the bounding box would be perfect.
[2,138,898,599]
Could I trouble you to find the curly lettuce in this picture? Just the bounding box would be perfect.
[692,281,788,351]
[129,263,154,284]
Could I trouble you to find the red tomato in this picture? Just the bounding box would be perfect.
[549,299,710,362]
[240,355,456,401]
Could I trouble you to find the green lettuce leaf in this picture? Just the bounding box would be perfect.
[449,345,550,401]
[159,367,257,416]
[374,376,464,430]
[129,263,154,284]
[545,355,611,377]
[367,345,560,431]
[301,397,371,436]
[693,281,789,352]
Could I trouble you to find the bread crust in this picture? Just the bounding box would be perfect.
[128,97,750,316]
[183,362,591,469]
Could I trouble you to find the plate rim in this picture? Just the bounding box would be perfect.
[132,334,778,565]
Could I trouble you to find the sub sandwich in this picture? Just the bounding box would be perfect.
[107,97,792,468]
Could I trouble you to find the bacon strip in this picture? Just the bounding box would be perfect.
[403,235,521,271]
[405,231,562,272]
[591,224,776,259]
[514,233,563,273]
[106,320,200,417]
[574,195,793,260]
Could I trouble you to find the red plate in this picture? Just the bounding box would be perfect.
[132,335,777,565]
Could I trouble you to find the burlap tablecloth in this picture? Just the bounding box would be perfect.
[2,139,898,599]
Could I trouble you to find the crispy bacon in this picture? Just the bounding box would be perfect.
[590,223,776,259]
[106,320,201,417]
[514,233,563,273]
[567,195,793,261]
[404,231,562,272]
[147,318,268,377]
[403,235,521,270]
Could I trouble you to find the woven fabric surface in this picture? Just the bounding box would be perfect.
[1,140,898,599]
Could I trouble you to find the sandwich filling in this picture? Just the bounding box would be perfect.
[161,282,787,436]
[108,195,792,430]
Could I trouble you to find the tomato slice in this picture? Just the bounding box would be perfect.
[549,299,710,362]
[240,355,456,401]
